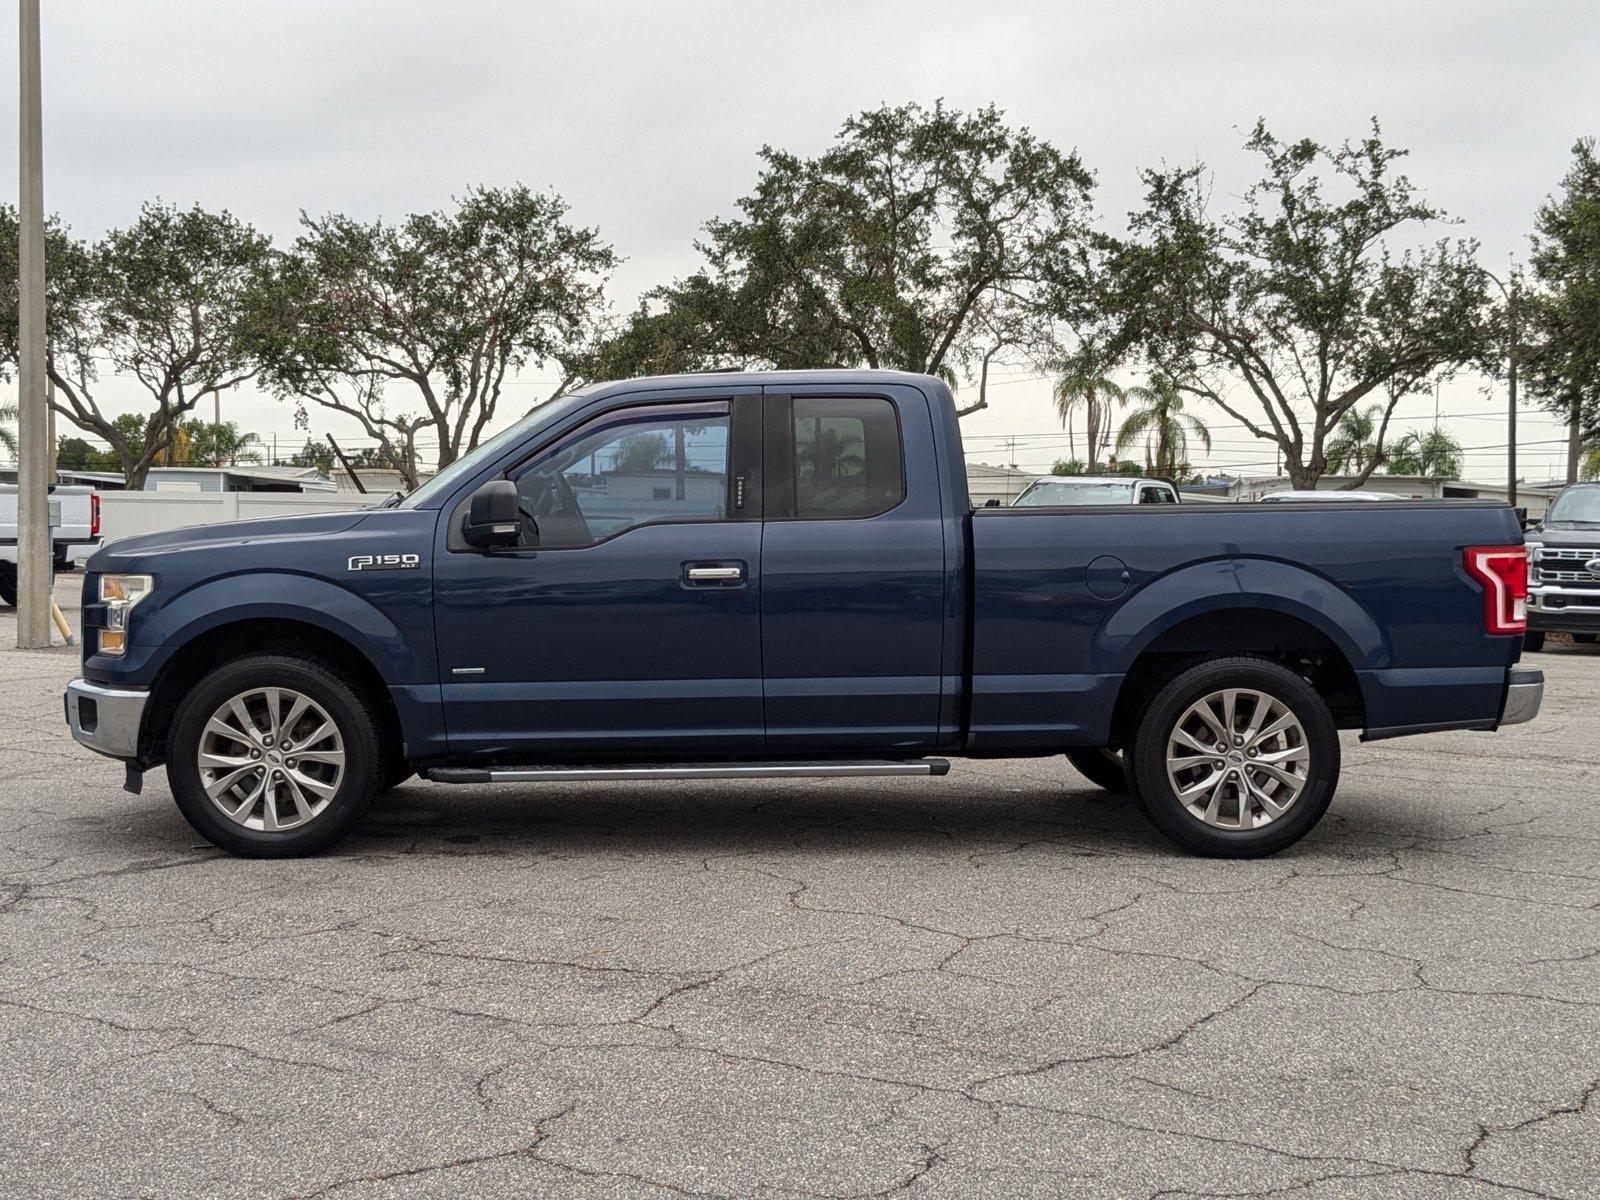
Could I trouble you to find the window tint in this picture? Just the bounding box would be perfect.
[512,406,729,548]
[1139,486,1176,504]
[792,397,904,519]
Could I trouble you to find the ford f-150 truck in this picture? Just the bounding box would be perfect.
[1,482,103,604]
[62,370,1542,859]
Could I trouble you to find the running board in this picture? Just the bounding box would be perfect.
[425,759,950,784]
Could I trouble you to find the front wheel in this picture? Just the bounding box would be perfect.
[1065,747,1128,793]
[1571,633,1596,645]
[1523,631,1546,653]
[0,563,15,607]
[167,654,386,857]
[1128,657,1340,858]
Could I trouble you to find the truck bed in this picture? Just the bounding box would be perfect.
[967,499,1524,747]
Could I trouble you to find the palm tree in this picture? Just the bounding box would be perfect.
[1114,374,1212,477]
[1385,429,1463,480]
[1324,404,1386,475]
[0,402,17,462]
[1053,346,1124,470]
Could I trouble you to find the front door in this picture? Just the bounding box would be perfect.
[434,395,765,758]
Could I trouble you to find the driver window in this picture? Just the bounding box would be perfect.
[512,406,730,549]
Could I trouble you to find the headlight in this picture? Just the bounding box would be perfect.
[98,574,154,656]
[1525,542,1542,588]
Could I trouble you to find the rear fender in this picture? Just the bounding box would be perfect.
[1098,558,1391,675]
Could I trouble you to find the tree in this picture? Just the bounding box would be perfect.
[0,402,15,462]
[275,437,336,475]
[167,419,261,467]
[1384,428,1463,478]
[0,202,274,488]
[1052,345,1124,468]
[1526,138,1600,481]
[1107,120,1492,489]
[1113,374,1212,476]
[589,103,1097,414]
[262,185,616,488]
[1051,457,1086,476]
[1323,403,1387,475]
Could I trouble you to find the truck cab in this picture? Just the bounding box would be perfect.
[63,370,1541,860]
[1524,482,1600,651]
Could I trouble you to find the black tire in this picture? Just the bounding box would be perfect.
[166,653,386,857]
[0,563,15,607]
[1571,633,1596,645]
[382,757,416,792]
[1523,631,1546,653]
[1065,747,1128,793]
[1127,656,1340,858]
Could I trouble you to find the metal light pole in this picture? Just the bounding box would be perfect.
[1481,265,1520,508]
[15,0,51,648]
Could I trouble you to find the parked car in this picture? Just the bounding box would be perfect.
[0,483,102,606]
[1011,476,1179,507]
[1258,490,1393,502]
[63,370,1540,859]
[1524,482,1600,651]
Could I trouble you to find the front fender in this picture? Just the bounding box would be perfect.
[1098,557,1392,674]
[93,572,428,688]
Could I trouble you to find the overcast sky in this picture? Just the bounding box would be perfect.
[6,0,1599,482]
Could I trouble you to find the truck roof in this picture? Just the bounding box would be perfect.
[574,368,945,401]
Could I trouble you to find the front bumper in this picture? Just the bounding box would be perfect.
[1527,584,1600,633]
[1501,666,1543,727]
[64,677,148,759]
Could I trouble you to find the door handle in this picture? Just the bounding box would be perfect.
[685,565,743,582]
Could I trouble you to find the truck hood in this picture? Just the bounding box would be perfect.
[1530,523,1600,548]
[90,510,371,570]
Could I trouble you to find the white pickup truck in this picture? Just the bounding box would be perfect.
[0,483,102,605]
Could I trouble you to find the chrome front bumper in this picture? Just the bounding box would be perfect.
[1501,666,1543,727]
[64,677,148,759]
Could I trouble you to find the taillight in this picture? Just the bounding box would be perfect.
[90,493,100,538]
[1464,546,1528,636]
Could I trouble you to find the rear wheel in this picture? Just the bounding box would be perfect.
[1127,657,1339,858]
[1065,747,1128,793]
[1523,631,1546,652]
[167,654,386,857]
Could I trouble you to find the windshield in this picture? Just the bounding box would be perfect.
[398,391,588,509]
[1545,487,1600,524]
[1012,479,1135,507]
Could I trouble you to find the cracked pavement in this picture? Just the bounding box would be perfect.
[2,580,1597,1198]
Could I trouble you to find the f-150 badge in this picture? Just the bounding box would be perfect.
[348,553,421,572]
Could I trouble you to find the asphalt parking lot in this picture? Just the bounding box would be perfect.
[1,579,1597,1199]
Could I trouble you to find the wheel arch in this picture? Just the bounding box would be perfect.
[139,618,404,768]
[1101,565,1378,750]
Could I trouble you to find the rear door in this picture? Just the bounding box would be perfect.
[758,385,948,750]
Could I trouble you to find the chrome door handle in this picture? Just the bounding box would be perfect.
[686,566,743,581]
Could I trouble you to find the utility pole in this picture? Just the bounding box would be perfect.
[1483,265,1522,507]
[16,0,50,648]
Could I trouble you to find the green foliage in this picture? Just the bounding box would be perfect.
[1052,344,1124,468]
[1050,457,1086,476]
[1113,373,1212,476]
[1104,458,1145,477]
[167,419,261,467]
[1384,428,1463,479]
[261,185,616,485]
[0,401,15,460]
[0,202,274,487]
[1106,120,1492,488]
[584,103,1097,414]
[1526,138,1600,458]
[1323,403,1388,475]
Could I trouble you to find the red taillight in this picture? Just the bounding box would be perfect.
[90,492,100,538]
[1464,546,1528,635]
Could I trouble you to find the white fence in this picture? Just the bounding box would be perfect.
[99,491,374,545]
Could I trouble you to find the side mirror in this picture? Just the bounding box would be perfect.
[462,480,522,549]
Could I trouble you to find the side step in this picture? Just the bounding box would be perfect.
[425,759,950,784]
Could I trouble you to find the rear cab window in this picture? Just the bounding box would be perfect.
[790,397,905,519]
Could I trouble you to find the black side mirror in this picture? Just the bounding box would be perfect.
[462,480,522,549]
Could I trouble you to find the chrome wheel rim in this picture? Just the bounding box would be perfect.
[197,688,345,832]
[1165,687,1309,830]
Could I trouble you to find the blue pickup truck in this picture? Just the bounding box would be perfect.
[63,370,1542,859]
